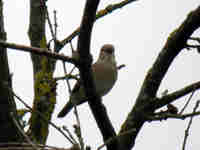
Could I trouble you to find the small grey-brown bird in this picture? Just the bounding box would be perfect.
[57,44,118,118]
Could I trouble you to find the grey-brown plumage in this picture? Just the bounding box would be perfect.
[57,44,118,118]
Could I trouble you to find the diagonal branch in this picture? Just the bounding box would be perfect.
[58,0,138,51]
[182,100,200,150]
[152,81,200,110]
[179,91,195,114]
[118,5,200,150]
[7,85,76,145]
[0,40,77,64]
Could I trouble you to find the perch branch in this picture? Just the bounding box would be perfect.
[77,0,118,150]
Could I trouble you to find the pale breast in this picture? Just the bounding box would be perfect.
[92,62,118,96]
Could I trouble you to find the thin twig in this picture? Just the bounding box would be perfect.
[179,90,195,114]
[73,109,84,150]
[54,10,58,40]
[41,0,56,44]
[62,126,77,144]
[41,0,63,54]
[182,100,200,150]
[11,114,40,150]
[0,142,63,150]
[6,85,77,145]
[54,74,79,81]
[46,6,56,43]
[62,48,84,150]
[70,41,75,53]
[148,108,200,121]
[62,61,73,94]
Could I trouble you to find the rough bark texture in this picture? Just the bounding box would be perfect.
[118,6,200,150]
[77,0,120,150]
[0,0,23,142]
[27,0,56,144]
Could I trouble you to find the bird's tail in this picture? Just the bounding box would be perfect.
[57,101,73,118]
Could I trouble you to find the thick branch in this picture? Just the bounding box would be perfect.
[119,6,200,150]
[0,0,23,142]
[27,0,57,144]
[0,40,77,64]
[77,0,118,150]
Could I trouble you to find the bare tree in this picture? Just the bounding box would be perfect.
[0,0,200,150]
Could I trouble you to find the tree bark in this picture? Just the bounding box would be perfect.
[0,0,23,142]
[118,5,200,150]
[27,0,56,144]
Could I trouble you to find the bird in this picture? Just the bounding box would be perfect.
[57,44,118,118]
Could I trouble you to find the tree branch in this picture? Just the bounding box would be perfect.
[7,85,76,145]
[119,5,200,150]
[0,40,77,64]
[77,0,118,150]
[182,100,200,150]
[0,0,23,142]
[27,0,57,144]
[58,0,138,51]
[153,81,200,110]
[147,109,200,121]
[179,91,195,114]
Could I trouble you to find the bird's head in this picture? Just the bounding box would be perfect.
[98,44,116,65]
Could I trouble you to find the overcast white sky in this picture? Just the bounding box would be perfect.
[3,0,200,150]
